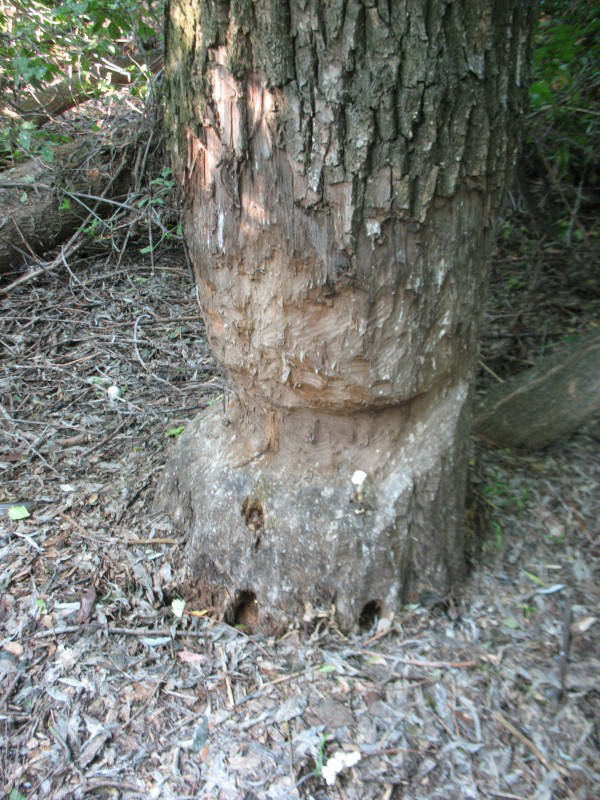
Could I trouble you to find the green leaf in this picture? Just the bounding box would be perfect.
[318,664,337,673]
[36,597,47,613]
[9,789,27,800]
[523,570,545,587]
[165,426,185,438]
[60,197,72,211]
[8,505,30,520]
[40,144,55,163]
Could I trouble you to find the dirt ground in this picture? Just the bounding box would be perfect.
[1,238,599,799]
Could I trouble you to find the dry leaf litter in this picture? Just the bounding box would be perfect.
[0,248,598,800]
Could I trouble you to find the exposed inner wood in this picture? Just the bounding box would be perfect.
[157,0,534,630]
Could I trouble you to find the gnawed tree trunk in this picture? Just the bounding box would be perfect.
[0,134,134,276]
[157,1,533,632]
[475,330,600,449]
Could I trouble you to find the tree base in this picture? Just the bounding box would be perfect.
[156,391,470,634]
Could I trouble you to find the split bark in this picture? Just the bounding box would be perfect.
[475,330,600,449]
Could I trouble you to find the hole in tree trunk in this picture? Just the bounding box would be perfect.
[359,600,382,631]
[241,496,264,550]
[231,590,259,633]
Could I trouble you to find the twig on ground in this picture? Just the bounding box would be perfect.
[133,312,183,391]
[0,673,21,709]
[124,537,180,545]
[558,599,572,699]
[493,711,569,777]
[116,665,172,733]
[79,419,128,459]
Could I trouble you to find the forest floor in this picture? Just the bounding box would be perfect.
[0,226,599,799]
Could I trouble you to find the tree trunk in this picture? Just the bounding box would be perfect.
[157,0,533,632]
[475,330,600,449]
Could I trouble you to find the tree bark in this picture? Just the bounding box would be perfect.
[157,0,534,632]
[475,330,600,449]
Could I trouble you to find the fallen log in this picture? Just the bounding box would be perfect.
[475,330,600,449]
[0,128,137,277]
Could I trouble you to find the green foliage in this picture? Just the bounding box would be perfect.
[314,733,332,778]
[529,1,600,185]
[165,425,185,438]
[137,168,180,253]
[0,0,159,90]
[483,474,530,513]
[0,119,70,165]
[0,0,162,164]
[36,596,48,613]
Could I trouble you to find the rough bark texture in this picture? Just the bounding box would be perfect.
[475,330,600,450]
[157,0,533,632]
